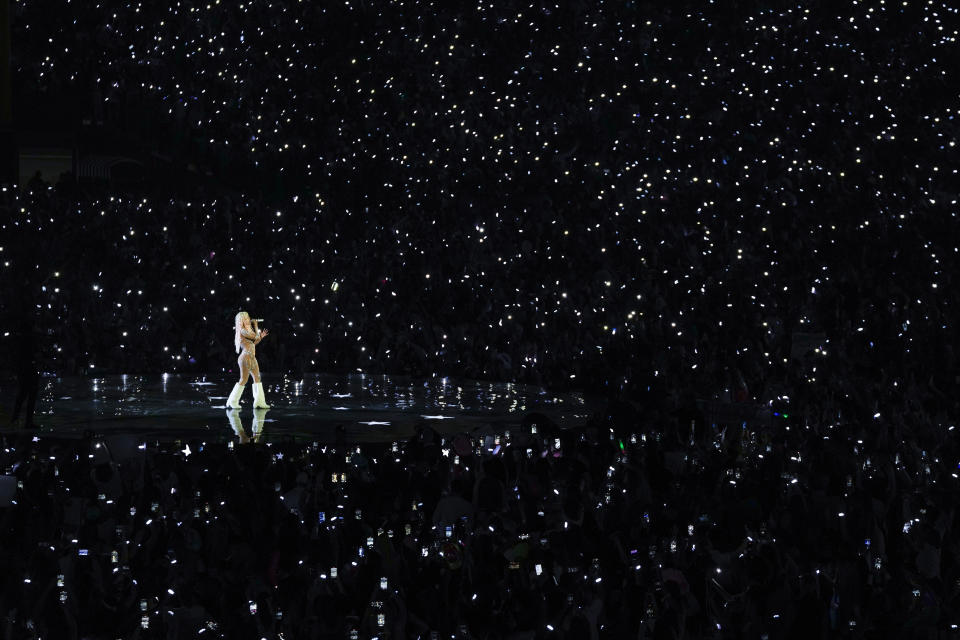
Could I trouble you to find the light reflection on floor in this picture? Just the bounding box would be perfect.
[15,373,597,443]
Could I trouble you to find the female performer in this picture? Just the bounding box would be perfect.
[226,311,270,409]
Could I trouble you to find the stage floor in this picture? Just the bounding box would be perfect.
[5,373,597,443]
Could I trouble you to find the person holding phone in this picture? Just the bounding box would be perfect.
[225,311,270,409]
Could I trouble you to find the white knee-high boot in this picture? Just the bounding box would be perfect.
[226,383,245,409]
[253,382,270,409]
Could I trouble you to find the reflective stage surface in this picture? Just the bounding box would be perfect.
[14,373,596,443]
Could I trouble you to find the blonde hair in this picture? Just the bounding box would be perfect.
[234,311,249,354]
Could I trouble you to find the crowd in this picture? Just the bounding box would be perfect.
[1,407,958,639]
[4,0,958,406]
[1,0,959,636]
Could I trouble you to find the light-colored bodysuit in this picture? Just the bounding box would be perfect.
[238,328,263,383]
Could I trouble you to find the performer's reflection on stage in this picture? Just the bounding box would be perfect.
[226,408,269,443]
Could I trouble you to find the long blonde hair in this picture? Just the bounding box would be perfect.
[234,311,249,354]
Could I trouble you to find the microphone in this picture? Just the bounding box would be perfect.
[253,319,265,323]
